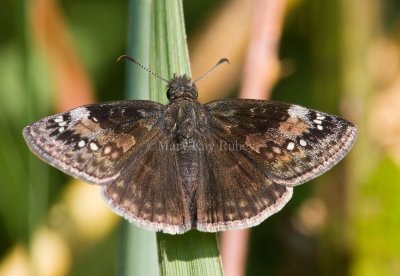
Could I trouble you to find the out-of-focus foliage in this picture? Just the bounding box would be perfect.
[352,158,400,276]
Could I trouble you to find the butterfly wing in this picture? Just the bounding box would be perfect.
[23,100,164,184]
[204,99,357,186]
[192,99,356,231]
[195,130,293,231]
[101,131,192,234]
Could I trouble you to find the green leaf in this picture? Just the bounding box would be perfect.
[157,231,223,276]
[120,0,223,275]
[150,0,223,275]
[118,1,158,276]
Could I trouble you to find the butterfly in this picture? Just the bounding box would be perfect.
[23,56,357,234]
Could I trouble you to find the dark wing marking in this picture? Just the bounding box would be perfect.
[205,99,357,186]
[23,100,164,184]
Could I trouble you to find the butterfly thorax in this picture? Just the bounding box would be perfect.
[167,75,198,101]
[164,99,208,211]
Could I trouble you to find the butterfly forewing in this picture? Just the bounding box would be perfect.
[205,99,357,186]
[23,100,164,184]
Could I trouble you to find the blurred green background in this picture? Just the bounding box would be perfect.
[1,0,400,275]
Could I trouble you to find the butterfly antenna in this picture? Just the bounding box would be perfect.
[193,58,230,84]
[117,55,169,83]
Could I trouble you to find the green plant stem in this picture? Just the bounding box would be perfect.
[122,0,223,275]
[157,232,223,275]
[119,1,158,276]
[150,0,223,275]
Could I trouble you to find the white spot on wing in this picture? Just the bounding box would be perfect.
[58,121,67,126]
[317,125,323,130]
[54,116,63,123]
[272,147,282,154]
[58,127,65,133]
[104,146,112,154]
[299,139,307,146]
[288,105,309,119]
[90,142,99,151]
[78,140,86,147]
[69,107,90,121]
[313,119,322,124]
[287,142,295,151]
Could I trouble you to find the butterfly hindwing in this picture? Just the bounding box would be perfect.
[195,130,293,231]
[205,99,357,186]
[23,100,164,184]
[102,125,193,234]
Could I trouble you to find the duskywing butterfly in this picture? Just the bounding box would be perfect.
[23,56,357,234]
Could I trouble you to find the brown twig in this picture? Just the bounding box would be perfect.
[30,0,95,112]
[221,1,288,275]
[239,0,287,100]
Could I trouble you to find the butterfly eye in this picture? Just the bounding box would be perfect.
[166,88,173,100]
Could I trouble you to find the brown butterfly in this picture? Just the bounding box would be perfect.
[23,56,357,234]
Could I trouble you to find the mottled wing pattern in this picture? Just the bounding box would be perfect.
[102,131,192,234]
[205,99,357,186]
[23,100,164,184]
[195,130,293,231]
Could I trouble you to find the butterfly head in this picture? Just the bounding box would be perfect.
[167,74,198,101]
